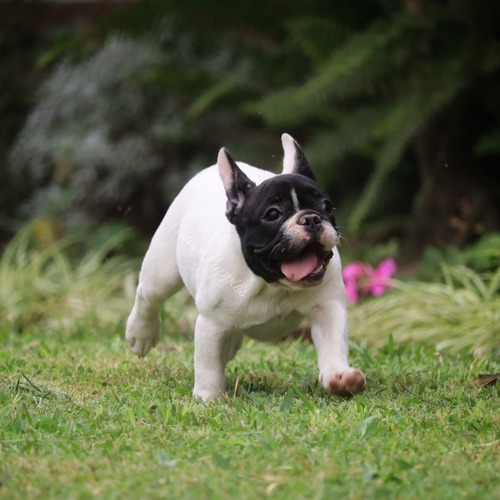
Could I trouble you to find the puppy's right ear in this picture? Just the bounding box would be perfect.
[281,133,316,181]
[218,148,256,224]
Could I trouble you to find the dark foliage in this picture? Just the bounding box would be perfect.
[3,0,500,255]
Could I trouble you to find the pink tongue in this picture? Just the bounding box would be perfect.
[281,251,319,282]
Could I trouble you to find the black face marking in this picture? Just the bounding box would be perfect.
[230,174,336,283]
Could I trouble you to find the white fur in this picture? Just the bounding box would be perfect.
[126,159,365,400]
[290,188,300,212]
[281,133,297,175]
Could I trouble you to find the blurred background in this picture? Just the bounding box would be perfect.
[2,0,500,290]
[1,0,499,354]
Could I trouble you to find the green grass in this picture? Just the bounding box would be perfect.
[1,325,498,500]
[1,224,499,498]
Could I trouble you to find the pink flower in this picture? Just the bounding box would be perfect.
[342,261,366,303]
[363,258,397,297]
[342,261,366,282]
[342,258,397,303]
[345,280,360,303]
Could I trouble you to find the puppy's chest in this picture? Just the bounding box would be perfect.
[241,310,304,341]
[233,291,309,340]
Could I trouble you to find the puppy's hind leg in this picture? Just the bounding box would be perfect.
[126,222,183,357]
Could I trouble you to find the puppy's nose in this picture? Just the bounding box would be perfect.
[298,213,322,228]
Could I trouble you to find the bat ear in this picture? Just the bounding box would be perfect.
[217,148,256,224]
[281,133,315,180]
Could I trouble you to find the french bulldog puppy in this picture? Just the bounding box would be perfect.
[126,134,366,400]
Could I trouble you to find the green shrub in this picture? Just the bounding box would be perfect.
[351,264,500,357]
[0,221,141,332]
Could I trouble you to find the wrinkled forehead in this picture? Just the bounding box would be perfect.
[254,174,325,204]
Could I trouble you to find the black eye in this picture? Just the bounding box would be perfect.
[322,200,333,214]
[264,208,281,221]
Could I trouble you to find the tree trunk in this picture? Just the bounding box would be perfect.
[409,103,500,252]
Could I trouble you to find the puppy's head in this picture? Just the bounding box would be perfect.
[218,134,339,287]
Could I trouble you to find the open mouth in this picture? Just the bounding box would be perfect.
[280,243,333,283]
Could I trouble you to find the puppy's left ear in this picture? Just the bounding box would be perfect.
[281,133,316,181]
[218,148,256,224]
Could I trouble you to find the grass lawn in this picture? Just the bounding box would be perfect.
[0,324,498,500]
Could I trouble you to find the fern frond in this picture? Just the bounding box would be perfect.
[286,18,353,64]
[188,65,249,118]
[251,15,418,128]
[298,15,410,101]
[246,86,341,128]
[305,106,387,169]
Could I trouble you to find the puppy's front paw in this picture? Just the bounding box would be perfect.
[125,318,160,358]
[125,307,161,357]
[319,367,366,398]
[126,331,160,358]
